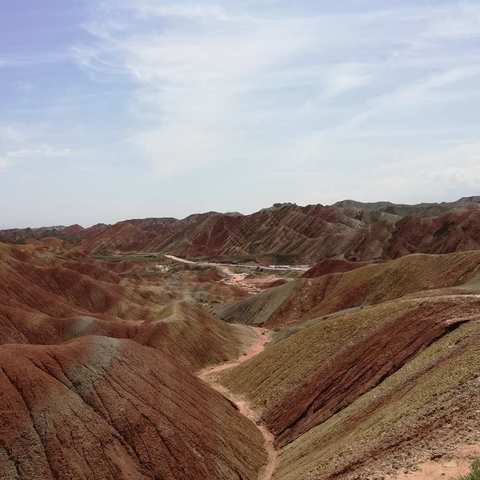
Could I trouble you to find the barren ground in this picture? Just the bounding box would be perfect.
[198,327,279,480]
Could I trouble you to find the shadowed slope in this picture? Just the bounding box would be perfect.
[221,296,480,479]
[131,301,257,370]
[220,251,480,327]
[273,319,480,480]
[302,258,370,278]
[0,244,252,369]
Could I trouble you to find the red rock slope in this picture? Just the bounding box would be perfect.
[3,198,480,263]
[0,243,267,479]
[0,243,251,368]
[220,250,480,327]
[221,293,480,480]
[72,198,480,263]
[0,336,266,479]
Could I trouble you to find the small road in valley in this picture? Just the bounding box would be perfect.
[164,254,310,272]
[197,327,278,480]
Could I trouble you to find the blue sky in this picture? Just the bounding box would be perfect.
[1,0,480,227]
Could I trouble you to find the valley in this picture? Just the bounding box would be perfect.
[0,198,480,479]
[3,0,480,478]
[197,327,278,480]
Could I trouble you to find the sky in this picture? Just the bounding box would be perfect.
[1,0,480,228]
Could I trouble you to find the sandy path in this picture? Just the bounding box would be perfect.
[197,327,278,480]
[165,254,309,272]
[218,266,288,294]
[166,255,287,294]
[389,445,480,480]
[217,266,262,294]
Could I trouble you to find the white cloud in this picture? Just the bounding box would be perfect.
[131,3,230,21]
[419,142,480,188]
[7,146,73,159]
[336,64,480,134]
[323,63,373,97]
[78,3,382,174]
[79,3,327,174]
[420,4,480,41]
[0,158,11,173]
[366,142,480,201]
[3,0,480,229]
[71,0,480,205]
[0,53,69,69]
[130,125,226,175]
[0,123,73,171]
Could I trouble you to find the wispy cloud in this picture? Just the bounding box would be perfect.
[5,0,476,222]
[6,146,73,159]
[369,141,480,201]
[0,158,11,173]
[418,3,480,41]
[76,2,390,175]
[130,3,231,21]
[0,52,70,69]
[77,0,480,178]
[0,123,74,171]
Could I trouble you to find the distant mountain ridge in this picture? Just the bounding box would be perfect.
[0,224,84,243]
[2,196,480,262]
[334,196,480,217]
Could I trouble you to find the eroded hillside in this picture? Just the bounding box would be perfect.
[3,197,480,264]
[0,336,266,480]
[0,242,268,479]
[218,251,480,479]
[1,219,480,480]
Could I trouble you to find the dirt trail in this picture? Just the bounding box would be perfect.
[389,445,480,480]
[165,254,288,295]
[164,254,309,272]
[197,327,278,480]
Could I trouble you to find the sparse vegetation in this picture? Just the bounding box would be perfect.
[458,460,480,480]
[58,234,82,243]
[93,252,165,263]
[3,199,480,480]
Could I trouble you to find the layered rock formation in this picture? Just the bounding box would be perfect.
[0,336,266,480]
[0,242,267,479]
[3,197,480,263]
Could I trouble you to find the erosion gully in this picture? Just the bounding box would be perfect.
[197,327,278,480]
